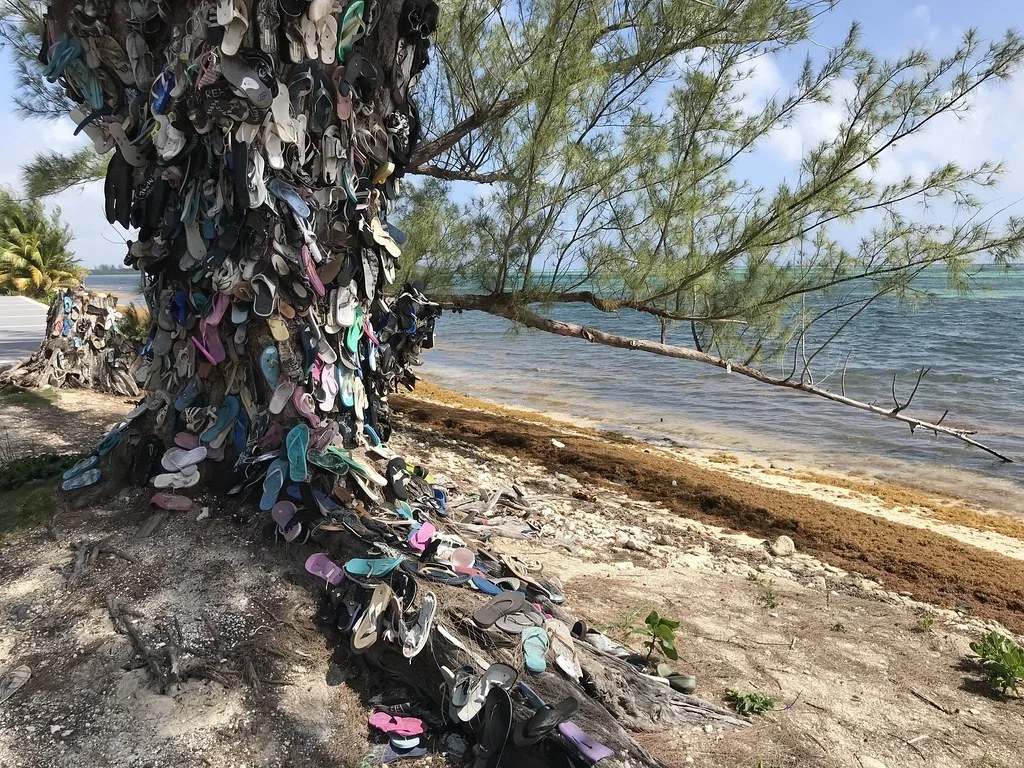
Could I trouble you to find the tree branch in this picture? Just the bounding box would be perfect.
[444,296,1014,463]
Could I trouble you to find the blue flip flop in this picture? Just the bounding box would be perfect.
[344,557,404,579]
[260,458,288,511]
[472,575,503,596]
[286,423,310,482]
[259,345,281,391]
[201,395,240,444]
[522,626,549,673]
[267,178,311,219]
[232,409,250,454]
[174,374,202,411]
[62,455,98,481]
[95,423,129,457]
[61,468,100,491]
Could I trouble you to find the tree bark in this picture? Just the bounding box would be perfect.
[0,289,139,397]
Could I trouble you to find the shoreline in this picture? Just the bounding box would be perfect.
[2,382,1023,767]
[394,381,1024,634]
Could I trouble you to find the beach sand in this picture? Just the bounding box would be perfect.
[0,383,1021,768]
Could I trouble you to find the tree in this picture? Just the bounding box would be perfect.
[8,0,1023,459]
[0,186,80,297]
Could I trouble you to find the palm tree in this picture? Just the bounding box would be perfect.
[0,187,80,298]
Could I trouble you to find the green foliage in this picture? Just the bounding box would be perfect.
[21,148,110,199]
[758,581,780,609]
[914,615,935,634]
[0,477,60,541]
[968,632,1024,696]
[830,622,846,633]
[117,305,150,344]
[0,186,80,297]
[0,452,81,493]
[0,0,73,118]
[725,689,777,716]
[643,610,679,662]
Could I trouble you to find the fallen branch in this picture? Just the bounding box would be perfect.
[443,296,1014,463]
[66,537,136,587]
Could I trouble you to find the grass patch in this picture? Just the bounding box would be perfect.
[0,385,60,408]
[0,477,59,541]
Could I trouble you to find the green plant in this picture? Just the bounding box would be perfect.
[914,616,935,634]
[643,610,679,663]
[758,581,779,609]
[969,632,1024,696]
[725,690,776,716]
[0,451,81,493]
[830,622,846,633]
[0,186,80,298]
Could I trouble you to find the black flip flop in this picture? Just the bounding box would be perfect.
[473,686,512,768]
[512,697,580,747]
[472,591,526,629]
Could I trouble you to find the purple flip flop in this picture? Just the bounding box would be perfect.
[305,553,344,585]
[557,721,613,763]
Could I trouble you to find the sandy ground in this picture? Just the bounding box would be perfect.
[0,385,1022,768]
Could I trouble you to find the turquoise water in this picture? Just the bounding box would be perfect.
[85,269,1024,505]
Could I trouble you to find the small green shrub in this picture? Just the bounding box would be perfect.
[725,689,776,715]
[914,616,934,634]
[830,622,846,632]
[969,632,1024,696]
[0,452,81,493]
[758,581,779,609]
[643,610,679,662]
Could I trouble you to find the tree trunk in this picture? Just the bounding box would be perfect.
[36,2,743,765]
[0,289,139,397]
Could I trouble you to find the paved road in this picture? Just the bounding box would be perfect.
[0,295,48,371]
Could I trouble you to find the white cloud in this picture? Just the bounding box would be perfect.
[908,4,931,27]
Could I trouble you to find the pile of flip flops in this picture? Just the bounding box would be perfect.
[2,288,138,397]
[42,0,440,491]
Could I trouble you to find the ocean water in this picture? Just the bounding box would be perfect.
[84,269,1024,506]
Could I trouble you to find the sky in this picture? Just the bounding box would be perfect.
[2,0,1023,269]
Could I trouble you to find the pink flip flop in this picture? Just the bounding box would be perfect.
[192,335,218,365]
[305,553,344,585]
[407,521,436,552]
[205,292,230,325]
[150,492,192,511]
[367,712,425,737]
[293,387,323,428]
[258,423,286,451]
[271,500,302,542]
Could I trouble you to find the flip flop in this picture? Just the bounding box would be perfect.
[260,345,281,390]
[62,455,99,481]
[368,712,425,737]
[399,591,436,659]
[152,467,200,490]
[473,686,513,768]
[473,591,527,629]
[407,521,435,552]
[269,379,296,414]
[305,552,345,586]
[513,696,580,747]
[160,446,208,471]
[150,493,193,511]
[344,557,403,579]
[286,422,310,482]
[522,626,549,674]
[200,395,240,447]
[557,722,614,763]
[351,582,393,652]
[260,458,288,510]
[451,663,518,722]
[546,619,582,680]
[0,665,31,704]
[494,610,545,635]
[62,468,100,491]
[400,561,470,586]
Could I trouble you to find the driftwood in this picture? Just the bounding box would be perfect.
[1,289,139,397]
